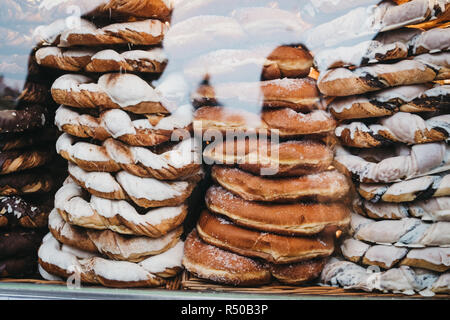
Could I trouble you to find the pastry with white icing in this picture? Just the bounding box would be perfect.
[55,104,193,147]
[48,208,182,262]
[329,84,450,120]
[55,181,188,238]
[51,73,178,114]
[357,173,450,203]
[68,162,202,208]
[334,142,450,183]
[336,113,450,148]
[414,51,450,80]
[36,47,167,73]
[38,233,184,288]
[56,133,202,180]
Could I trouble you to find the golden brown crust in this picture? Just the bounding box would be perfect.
[211,166,350,203]
[205,185,350,236]
[0,149,53,175]
[203,138,334,177]
[197,210,335,264]
[269,258,326,284]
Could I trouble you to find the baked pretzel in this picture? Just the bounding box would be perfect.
[329,84,449,120]
[184,46,313,83]
[58,18,168,47]
[51,73,176,114]
[38,233,184,288]
[334,142,450,183]
[183,230,326,286]
[197,210,335,264]
[205,185,350,236]
[0,148,53,175]
[353,196,450,222]
[336,113,450,148]
[341,238,450,272]
[55,104,193,147]
[0,194,52,229]
[68,162,201,208]
[0,170,54,195]
[49,208,182,263]
[211,166,350,203]
[357,173,450,203]
[318,60,437,97]
[203,138,333,177]
[350,212,450,247]
[55,181,188,238]
[56,133,201,180]
[192,78,321,111]
[35,47,167,73]
[194,106,336,137]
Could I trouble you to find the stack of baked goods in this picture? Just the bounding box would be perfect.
[167,3,352,286]
[34,0,204,288]
[311,0,450,295]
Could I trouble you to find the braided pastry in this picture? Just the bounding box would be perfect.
[55,104,193,147]
[0,170,53,195]
[55,181,188,238]
[205,185,350,236]
[49,208,182,263]
[0,194,52,229]
[183,230,326,286]
[0,127,57,151]
[192,78,321,112]
[58,18,168,47]
[321,258,449,295]
[51,73,176,115]
[194,106,336,137]
[350,212,450,247]
[38,233,184,288]
[35,47,167,73]
[414,52,450,80]
[184,46,313,83]
[329,84,449,120]
[318,60,437,97]
[353,197,450,222]
[341,238,450,271]
[358,173,450,203]
[68,162,200,208]
[211,166,350,203]
[314,27,450,72]
[336,113,450,148]
[56,133,201,180]
[203,138,333,177]
[334,142,450,183]
[0,148,53,175]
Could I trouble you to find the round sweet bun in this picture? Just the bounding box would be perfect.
[203,138,334,177]
[182,230,271,286]
[197,210,335,264]
[205,185,350,236]
[268,258,326,285]
[211,166,350,202]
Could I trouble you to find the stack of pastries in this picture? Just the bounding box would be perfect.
[34,0,204,288]
[167,2,352,286]
[310,0,450,295]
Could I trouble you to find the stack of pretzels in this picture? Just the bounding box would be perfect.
[163,2,354,286]
[34,0,205,288]
[311,0,450,296]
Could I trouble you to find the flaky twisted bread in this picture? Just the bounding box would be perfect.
[55,182,188,238]
[49,208,182,263]
[354,197,450,222]
[357,173,450,203]
[341,238,450,271]
[38,233,184,288]
[55,104,193,147]
[68,162,200,208]
[0,149,53,175]
[56,133,201,180]
[51,73,176,114]
[350,212,450,247]
[0,195,51,229]
[336,113,450,148]
[320,258,449,295]
[329,84,449,120]
[334,142,450,183]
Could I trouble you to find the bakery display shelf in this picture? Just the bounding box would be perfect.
[1,273,448,300]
